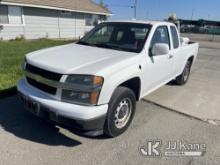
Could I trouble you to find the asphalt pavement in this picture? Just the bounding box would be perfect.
[1,96,220,165]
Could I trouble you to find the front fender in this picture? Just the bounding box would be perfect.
[97,64,141,105]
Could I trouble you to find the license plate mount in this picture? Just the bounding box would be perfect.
[26,98,40,115]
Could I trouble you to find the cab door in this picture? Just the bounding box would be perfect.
[169,26,185,75]
[142,25,174,93]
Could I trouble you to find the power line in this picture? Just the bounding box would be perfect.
[107,4,134,8]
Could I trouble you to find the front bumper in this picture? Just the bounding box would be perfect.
[17,79,108,134]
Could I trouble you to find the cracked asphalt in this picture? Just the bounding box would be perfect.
[1,96,220,165]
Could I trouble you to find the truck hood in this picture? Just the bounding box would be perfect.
[26,43,138,75]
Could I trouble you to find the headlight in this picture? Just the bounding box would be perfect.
[61,75,104,105]
[65,75,103,86]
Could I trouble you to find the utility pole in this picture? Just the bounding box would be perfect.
[208,14,210,20]
[190,9,195,38]
[191,9,194,21]
[146,11,149,19]
[99,0,104,7]
[134,0,137,19]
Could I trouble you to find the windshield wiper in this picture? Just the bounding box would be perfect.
[77,41,97,47]
[78,42,134,52]
[78,42,120,50]
[94,43,125,51]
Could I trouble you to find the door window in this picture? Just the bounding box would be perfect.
[151,26,170,49]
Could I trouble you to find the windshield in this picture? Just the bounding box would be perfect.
[78,22,152,53]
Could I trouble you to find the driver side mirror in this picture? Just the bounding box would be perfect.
[151,43,169,56]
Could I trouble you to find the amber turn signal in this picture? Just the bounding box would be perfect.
[93,76,104,85]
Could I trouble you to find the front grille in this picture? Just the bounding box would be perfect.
[25,63,61,95]
[26,63,62,81]
[26,77,57,95]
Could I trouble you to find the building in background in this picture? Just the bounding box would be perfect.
[0,0,111,40]
[179,19,220,35]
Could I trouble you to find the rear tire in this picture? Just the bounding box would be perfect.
[104,87,136,137]
[175,60,192,85]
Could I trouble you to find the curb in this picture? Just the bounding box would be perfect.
[142,99,220,127]
[142,99,206,123]
[0,87,17,99]
[199,46,220,50]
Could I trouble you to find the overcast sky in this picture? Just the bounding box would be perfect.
[95,0,220,21]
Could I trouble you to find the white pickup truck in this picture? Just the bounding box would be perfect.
[17,20,199,137]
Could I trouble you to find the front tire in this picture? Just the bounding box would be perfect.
[104,87,136,137]
[175,60,192,85]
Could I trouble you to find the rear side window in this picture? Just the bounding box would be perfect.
[170,26,179,49]
[151,26,170,49]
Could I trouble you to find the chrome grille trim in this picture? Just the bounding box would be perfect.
[24,71,102,92]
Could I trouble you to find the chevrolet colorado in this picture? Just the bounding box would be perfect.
[17,20,199,137]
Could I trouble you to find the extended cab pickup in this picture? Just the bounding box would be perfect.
[17,20,199,137]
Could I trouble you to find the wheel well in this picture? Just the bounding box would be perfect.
[118,77,141,101]
[188,56,194,65]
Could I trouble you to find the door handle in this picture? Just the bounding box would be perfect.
[168,54,174,59]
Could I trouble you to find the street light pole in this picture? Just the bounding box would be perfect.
[107,1,137,19]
